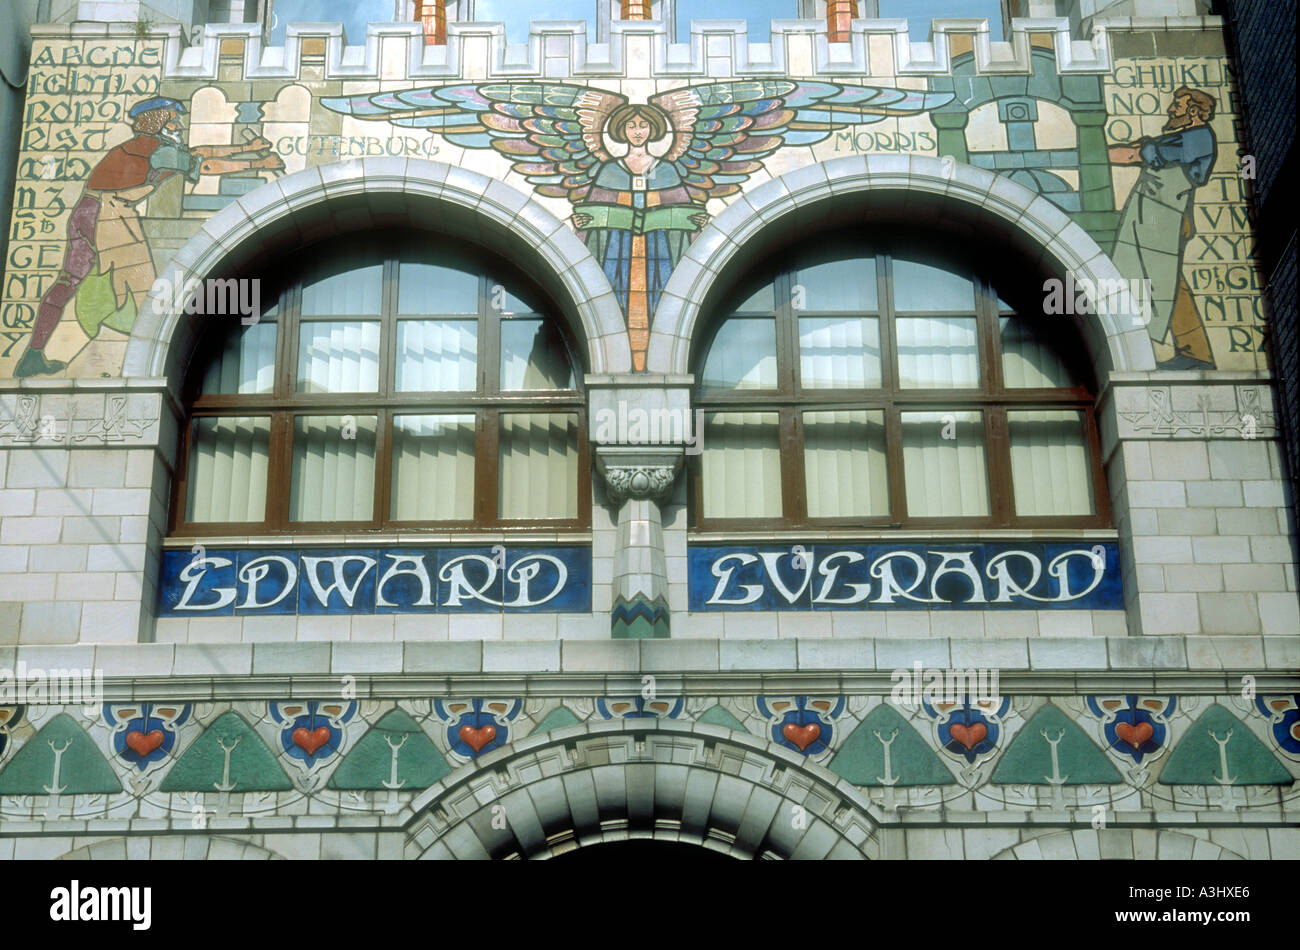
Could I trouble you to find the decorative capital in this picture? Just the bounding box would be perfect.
[603,465,676,507]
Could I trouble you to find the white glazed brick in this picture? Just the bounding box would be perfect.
[0,517,64,544]
[1186,480,1243,507]
[18,602,83,641]
[33,489,93,516]
[1147,442,1210,480]
[0,546,28,572]
[446,615,503,641]
[778,612,832,638]
[79,602,142,643]
[1258,593,1300,636]
[392,615,450,641]
[0,489,36,515]
[982,610,1039,637]
[0,573,56,601]
[1196,593,1261,635]
[1191,536,1253,564]
[66,452,125,488]
[28,544,88,573]
[1137,593,1198,636]
[55,572,117,601]
[3,450,70,488]
[1125,481,1187,508]
[1222,563,1287,591]
[1208,441,1271,480]
[1037,611,1094,637]
[1243,480,1286,507]
[1132,536,1193,564]
[1185,636,1266,670]
[1249,536,1295,563]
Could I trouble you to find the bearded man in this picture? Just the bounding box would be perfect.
[15,97,284,378]
[1108,86,1218,370]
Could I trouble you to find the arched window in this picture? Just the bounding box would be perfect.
[171,235,589,534]
[691,239,1109,529]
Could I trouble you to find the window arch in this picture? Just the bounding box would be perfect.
[690,237,1110,529]
[171,234,590,535]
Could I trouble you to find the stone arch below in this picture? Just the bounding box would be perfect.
[58,835,285,860]
[990,828,1246,860]
[404,719,882,860]
[647,154,1156,382]
[125,158,631,386]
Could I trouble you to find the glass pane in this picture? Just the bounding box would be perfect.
[475,0,597,43]
[500,318,575,390]
[1001,316,1075,388]
[1008,410,1094,516]
[398,261,478,315]
[396,320,478,392]
[901,410,989,517]
[499,413,579,519]
[877,0,1005,41]
[677,0,792,37]
[892,258,975,312]
[301,261,382,316]
[290,415,377,521]
[896,316,979,388]
[730,278,776,313]
[799,316,881,388]
[702,412,782,518]
[391,414,476,521]
[270,0,393,45]
[796,257,877,312]
[296,321,381,393]
[803,410,888,518]
[186,416,270,523]
[701,318,778,390]
[201,319,277,395]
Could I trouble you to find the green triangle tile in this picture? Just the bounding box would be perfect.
[991,704,1121,785]
[697,704,750,734]
[529,706,583,736]
[0,713,122,795]
[829,704,955,786]
[1159,705,1293,786]
[329,708,451,791]
[160,711,292,793]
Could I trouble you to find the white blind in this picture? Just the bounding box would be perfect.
[296,321,381,393]
[498,412,578,519]
[701,318,778,390]
[803,410,888,517]
[391,414,476,520]
[1009,410,1094,516]
[396,320,477,392]
[186,416,270,522]
[301,261,382,315]
[799,316,882,389]
[901,410,989,517]
[896,316,979,388]
[702,411,782,518]
[290,415,377,521]
[1001,316,1074,388]
[398,261,478,314]
[201,319,277,395]
[500,319,575,390]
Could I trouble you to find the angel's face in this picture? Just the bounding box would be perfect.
[623,115,653,147]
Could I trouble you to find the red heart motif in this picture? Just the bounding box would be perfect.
[125,730,164,756]
[459,724,497,753]
[1290,721,1300,742]
[1115,720,1154,749]
[292,726,331,755]
[782,722,821,751]
[949,722,988,750]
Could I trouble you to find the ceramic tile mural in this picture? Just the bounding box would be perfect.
[0,694,1295,832]
[0,27,1268,380]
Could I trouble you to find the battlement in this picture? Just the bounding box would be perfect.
[32,15,1225,82]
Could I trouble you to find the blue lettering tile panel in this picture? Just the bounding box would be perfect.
[688,542,1122,611]
[160,545,591,616]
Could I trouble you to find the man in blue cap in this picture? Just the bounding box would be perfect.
[15,97,284,377]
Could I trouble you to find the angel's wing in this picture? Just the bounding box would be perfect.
[321,83,628,200]
[650,80,954,201]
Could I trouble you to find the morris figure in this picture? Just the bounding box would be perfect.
[1108,86,1219,370]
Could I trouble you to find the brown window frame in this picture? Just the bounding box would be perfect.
[170,235,591,537]
[689,246,1112,532]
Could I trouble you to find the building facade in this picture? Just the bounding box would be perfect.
[0,0,1296,860]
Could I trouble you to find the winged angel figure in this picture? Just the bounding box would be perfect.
[323,80,953,368]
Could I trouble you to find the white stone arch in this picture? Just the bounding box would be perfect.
[646,154,1156,380]
[990,828,1246,861]
[125,158,631,382]
[57,835,285,860]
[404,719,882,860]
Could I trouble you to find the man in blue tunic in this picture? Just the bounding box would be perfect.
[1109,86,1218,369]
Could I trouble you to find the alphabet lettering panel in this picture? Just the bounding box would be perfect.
[687,542,1122,611]
[159,545,592,616]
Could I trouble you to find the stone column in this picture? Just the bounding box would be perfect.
[596,448,682,639]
